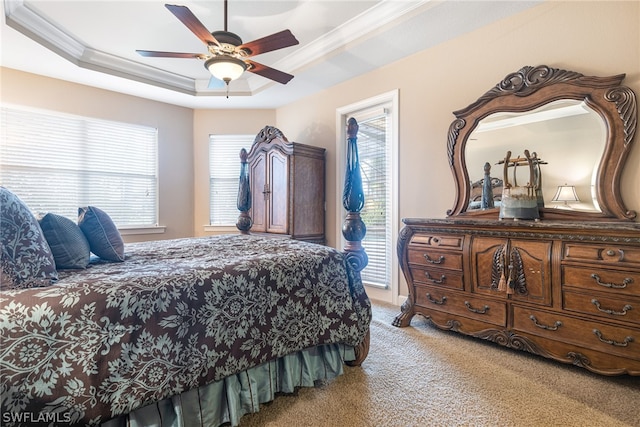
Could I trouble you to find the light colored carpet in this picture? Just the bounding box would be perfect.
[239,301,640,426]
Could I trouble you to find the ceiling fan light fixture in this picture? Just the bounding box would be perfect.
[205,56,247,83]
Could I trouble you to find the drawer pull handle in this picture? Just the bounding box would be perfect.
[465,301,489,314]
[424,271,446,284]
[423,254,445,264]
[591,299,632,316]
[590,273,633,289]
[529,315,563,331]
[425,293,447,305]
[593,329,634,347]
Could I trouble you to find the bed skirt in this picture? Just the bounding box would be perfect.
[102,343,355,427]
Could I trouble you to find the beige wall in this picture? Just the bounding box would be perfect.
[277,0,640,250]
[0,68,196,242]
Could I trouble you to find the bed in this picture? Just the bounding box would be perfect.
[0,119,370,426]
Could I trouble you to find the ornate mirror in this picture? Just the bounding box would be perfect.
[447,65,637,221]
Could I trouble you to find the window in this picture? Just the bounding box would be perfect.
[209,135,254,226]
[0,105,158,227]
[338,90,398,299]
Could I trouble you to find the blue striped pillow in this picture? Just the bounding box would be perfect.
[39,213,91,269]
[78,206,125,262]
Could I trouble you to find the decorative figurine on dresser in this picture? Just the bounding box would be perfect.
[394,65,640,375]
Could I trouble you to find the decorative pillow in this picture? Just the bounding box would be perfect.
[39,213,91,269]
[78,206,125,262]
[0,186,58,289]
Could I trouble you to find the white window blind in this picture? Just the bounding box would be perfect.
[209,135,253,226]
[0,105,158,226]
[354,107,392,288]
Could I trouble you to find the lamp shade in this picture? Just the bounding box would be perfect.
[205,56,247,83]
[552,184,580,203]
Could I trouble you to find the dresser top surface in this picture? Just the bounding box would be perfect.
[402,217,640,235]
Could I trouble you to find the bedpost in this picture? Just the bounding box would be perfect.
[342,117,368,271]
[236,148,252,234]
[342,117,370,366]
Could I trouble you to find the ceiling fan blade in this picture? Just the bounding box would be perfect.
[137,50,205,59]
[247,60,294,85]
[165,4,219,46]
[238,30,299,57]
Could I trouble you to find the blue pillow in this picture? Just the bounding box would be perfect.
[39,213,91,269]
[78,206,125,262]
[0,186,58,289]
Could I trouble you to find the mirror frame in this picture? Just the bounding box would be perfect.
[447,65,637,221]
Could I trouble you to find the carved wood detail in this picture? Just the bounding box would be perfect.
[341,117,370,365]
[399,66,640,376]
[236,148,252,233]
[346,328,370,367]
[342,117,368,273]
[473,329,550,356]
[253,125,288,145]
[396,219,640,376]
[446,65,637,221]
[398,220,640,244]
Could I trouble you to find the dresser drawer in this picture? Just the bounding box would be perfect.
[410,266,463,290]
[414,285,506,326]
[408,249,463,270]
[563,290,640,325]
[562,266,638,297]
[563,243,640,268]
[513,306,640,361]
[410,234,464,251]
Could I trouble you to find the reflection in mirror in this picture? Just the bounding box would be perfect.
[465,100,606,212]
[448,65,636,221]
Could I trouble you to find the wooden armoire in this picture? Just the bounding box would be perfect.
[243,126,325,244]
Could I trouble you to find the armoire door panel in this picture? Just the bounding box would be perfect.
[267,151,288,233]
[250,154,267,232]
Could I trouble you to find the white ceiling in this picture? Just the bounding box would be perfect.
[1,0,540,109]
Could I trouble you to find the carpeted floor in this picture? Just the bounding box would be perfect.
[239,301,640,426]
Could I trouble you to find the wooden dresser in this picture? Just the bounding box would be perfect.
[394,65,639,375]
[240,126,325,244]
[394,219,640,375]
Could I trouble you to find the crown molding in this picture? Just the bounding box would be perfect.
[273,0,432,73]
[4,0,199,94]
[4,0,432,98]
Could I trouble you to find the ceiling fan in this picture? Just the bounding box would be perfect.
[136,2,299,90]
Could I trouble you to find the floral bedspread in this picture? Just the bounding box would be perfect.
[0,235,371,426]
